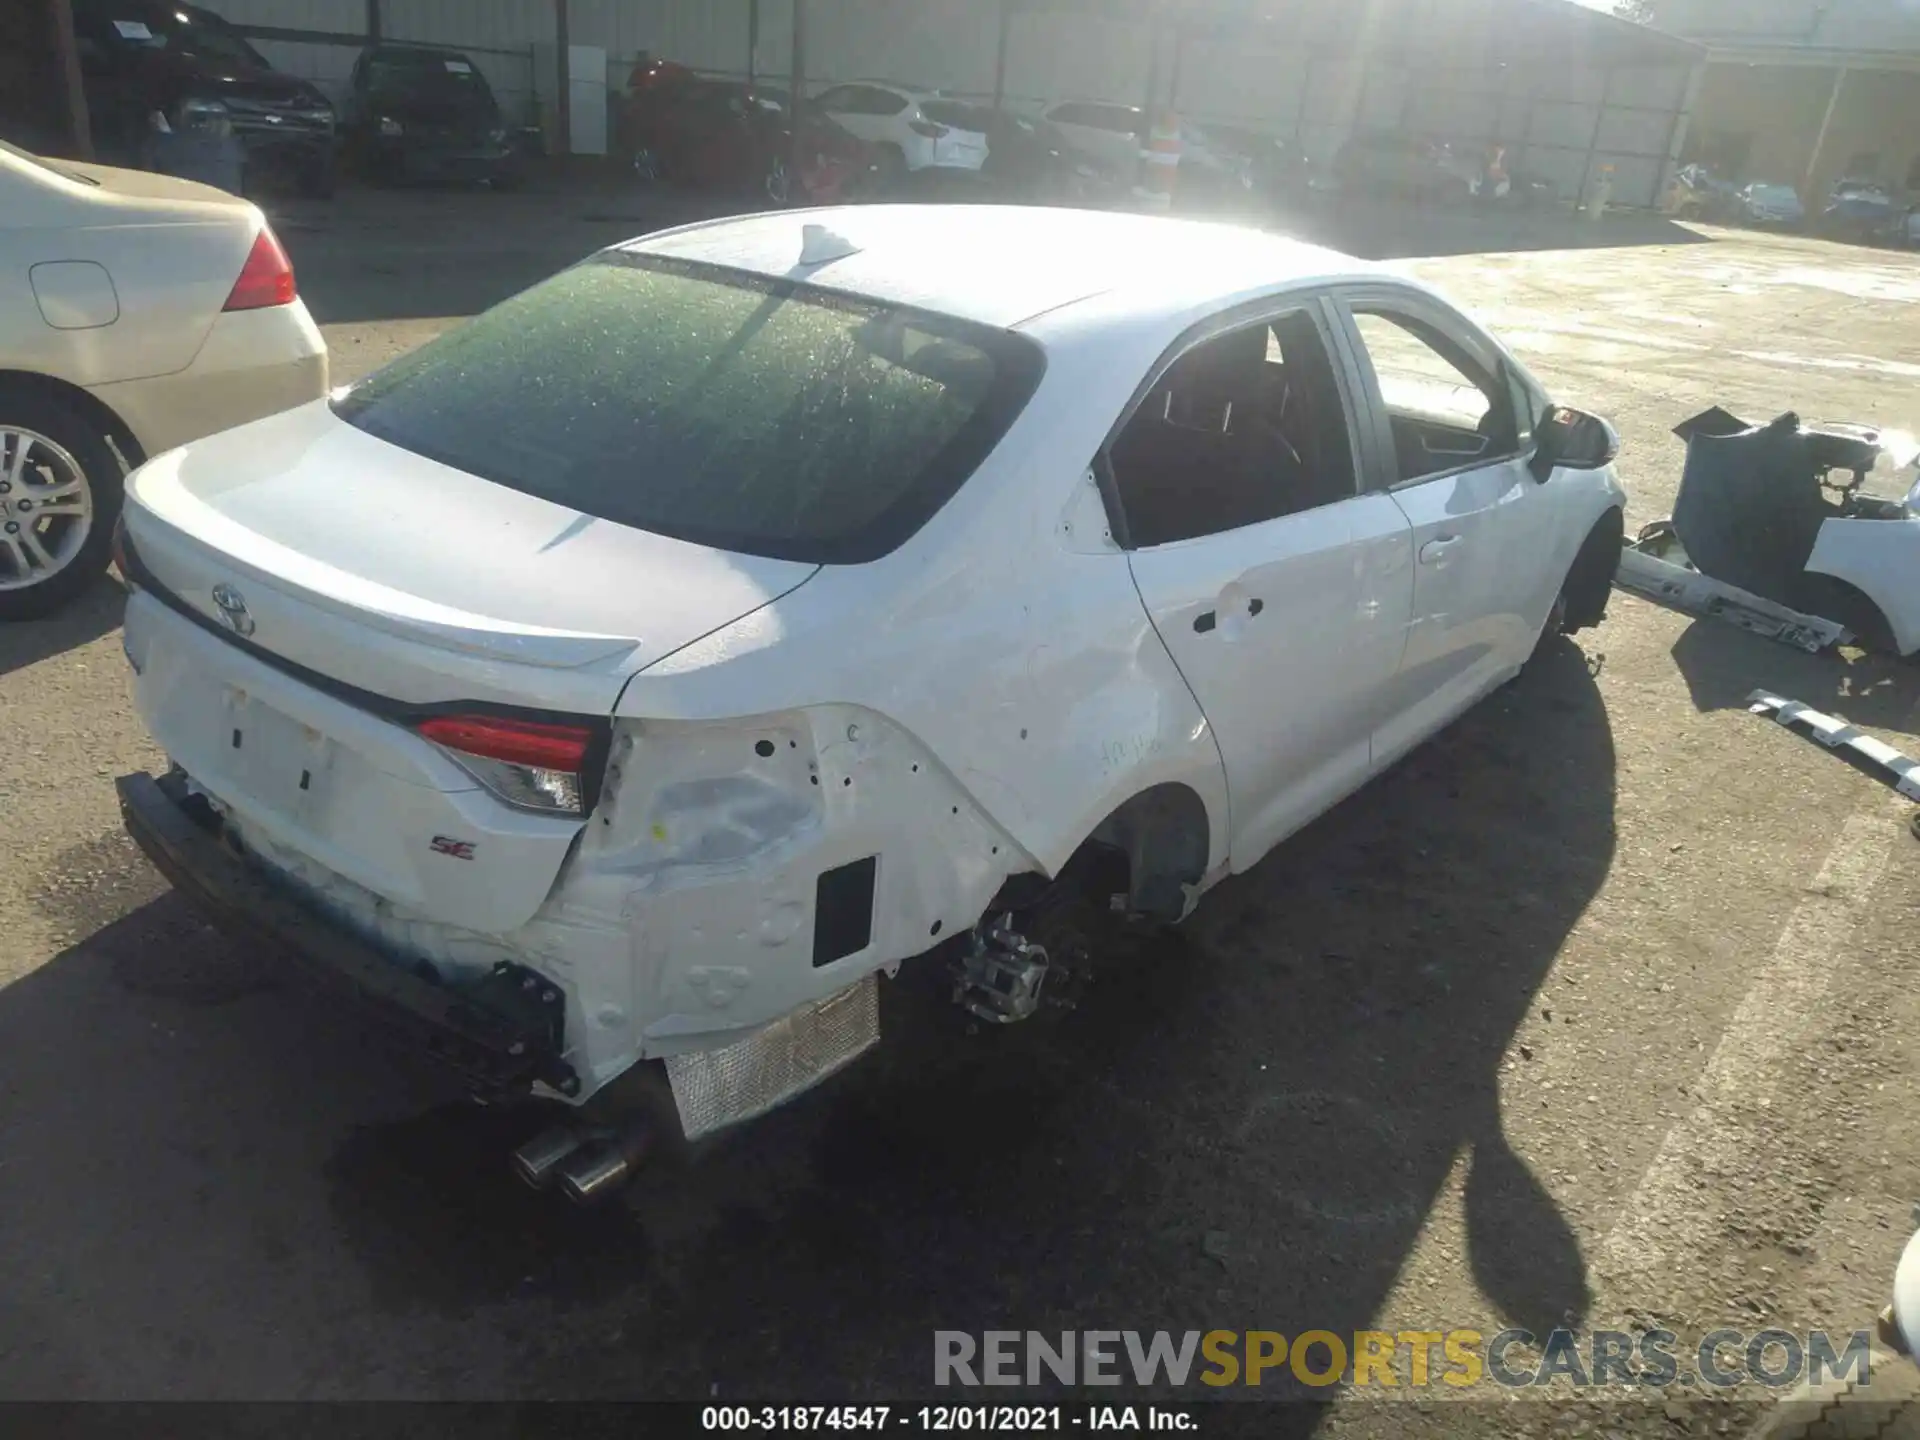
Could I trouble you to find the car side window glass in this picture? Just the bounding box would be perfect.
[1109,310,1358,548]
[816,86,855,111]
[1349,308,1515,483]
[869,89,908,116]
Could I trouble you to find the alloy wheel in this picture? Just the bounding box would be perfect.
[0,428,93,593]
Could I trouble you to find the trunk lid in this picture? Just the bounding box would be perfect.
[59,157,252,209]
[124,400,820,715]
[122,402,819,935]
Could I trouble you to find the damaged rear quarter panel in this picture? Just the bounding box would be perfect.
[588,338,1231,1057]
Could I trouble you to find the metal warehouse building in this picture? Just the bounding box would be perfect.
[24,0,1707,208]
[1651,0,1920,202]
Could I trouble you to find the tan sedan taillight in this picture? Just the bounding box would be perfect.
[223,227,297,311]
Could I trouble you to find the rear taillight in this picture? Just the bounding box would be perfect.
[416,715,594,817]
[909,119,949,139]
[223,227,297,312]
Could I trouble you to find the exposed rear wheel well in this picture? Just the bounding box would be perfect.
[981,782,1212,930]
[1084,782,1212,923]
[0,371,145,472]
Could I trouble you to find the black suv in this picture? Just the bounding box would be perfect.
[339,44,517,187]
[73,0,337,195]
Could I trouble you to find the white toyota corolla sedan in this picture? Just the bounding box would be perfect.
[114,205,1624,1198]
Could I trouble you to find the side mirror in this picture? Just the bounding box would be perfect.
[1530,405,1618,481]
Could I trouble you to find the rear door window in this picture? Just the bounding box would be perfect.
[332,254,1044,564]
[1108,307,1358,547]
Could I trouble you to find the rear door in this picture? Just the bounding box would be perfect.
[1332,286,1558,766]
[1115,300,1414,869]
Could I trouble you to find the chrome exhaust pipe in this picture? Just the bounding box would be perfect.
[556,1122,656,1206]
[510,1125,591,1190]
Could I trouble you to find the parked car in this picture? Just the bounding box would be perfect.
[1819,177,1900,242]
[622,65,877,206]
[339,44,518,188]
[811,81,989,184]
[1037,101,1256,212]
[1335,131,1480,203]
[0,140,326,618]
[1192,121,1312,209]
[910,103,1125,204]
[1735,180,1806,228]
[1038,99,1150,175]
[1667,162,1738,221]
[72,0,338,197]
[111,204,1625,1200]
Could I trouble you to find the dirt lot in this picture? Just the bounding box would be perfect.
[3,182,1919,1435]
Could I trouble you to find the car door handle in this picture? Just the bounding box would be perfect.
[1419,536,1463,565]
[1193,598,1261,633]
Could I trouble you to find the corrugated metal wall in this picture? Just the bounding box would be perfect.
[197,0,1694,204]
[212,0,365,107]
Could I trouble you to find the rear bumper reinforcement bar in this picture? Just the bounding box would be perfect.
[1614,543,1852,654]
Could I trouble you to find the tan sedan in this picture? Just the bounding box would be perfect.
[0,140,327,618]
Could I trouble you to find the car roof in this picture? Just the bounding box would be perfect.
[629,204,1378,331]
[365,43,472,61]
[838,79,924,96]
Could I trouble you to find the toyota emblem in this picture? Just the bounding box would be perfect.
[211,583,255,637]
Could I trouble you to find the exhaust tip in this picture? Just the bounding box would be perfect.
[509,1126,587,1190]
[556,1123,655,1206]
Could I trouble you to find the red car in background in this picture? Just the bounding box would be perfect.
[618,60,878,205]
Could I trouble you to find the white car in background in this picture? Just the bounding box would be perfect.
[113,206,1625,1203]
[811,81,988,182]
[1040,99,1150,174]
[0,140,326,619]
[1040,99,1253,200]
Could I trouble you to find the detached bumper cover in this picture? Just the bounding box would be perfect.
[116,769,578,1098]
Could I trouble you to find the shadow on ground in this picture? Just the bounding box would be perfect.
[1669,620,1920,734]
[0,638,1614,1411]
[0,574,125,678]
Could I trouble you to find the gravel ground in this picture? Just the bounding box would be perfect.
[2,183,1918,1435]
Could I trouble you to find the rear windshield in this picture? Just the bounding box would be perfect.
[366,50,495,100]
[331,253,1043,564]
[89,3,266,67]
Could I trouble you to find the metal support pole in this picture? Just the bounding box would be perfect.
[50,0,92,159]
[1803,64,1846,199]
[788,0,806,183]
[992,0,1011,114]
[747,0,758,85]
[1580,66,1612,205]
[1656,59,1704,205]
[553,0,571,156]
[367,0,381,42]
